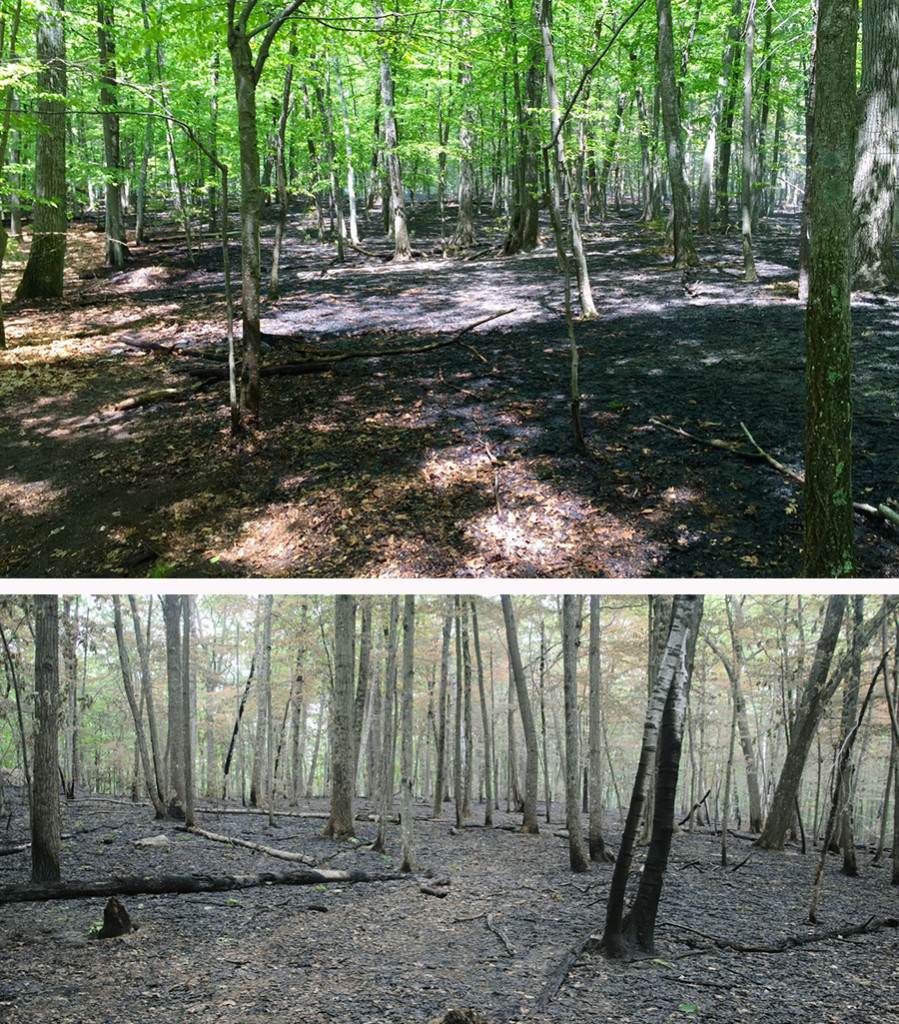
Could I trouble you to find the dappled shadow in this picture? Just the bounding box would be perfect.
[2,205,899,577]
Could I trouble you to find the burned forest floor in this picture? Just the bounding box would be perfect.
[1,788,898,1024]
[3,201,899,577]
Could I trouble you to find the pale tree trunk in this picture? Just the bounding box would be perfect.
[501,595,539,834]
[562,596,590,873]
[162,596,187,819]
[838,596,864,875]
[61,597,79,799]
[852,0,899,290]
[353,596,373,786]
[250,595,273,807]
[323,596,357,839]
[469,598,493,827]
[333,59,359,244]
[269,26,296,300]
[400,596,418,872]
[375,0,411,261]
[453,598,464,827]
[97,0,127,269]
[588,596,612,861]
[128,596,165,804]
[740,0,758,282]
[538,0,597,319]
[705,596,764,832]
[432,607,452,819]
[538,620,552,821]
[641,596,672,842]
[716,0,742,229]
[601,595,704,958]
[181,597,195,828]
[112,597,166,819]
[460,599,474,819]
[803,0,858,577]
[16,0,66,300]
[655,0,697,267]
[374,597,400,851]
[31,595,61,884]
[449,18,476,252]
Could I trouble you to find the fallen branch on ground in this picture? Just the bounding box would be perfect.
[677,788,711,827]
[185,824,316,864]
[486,912,516,956]
[662,915,899,953]
[652,417,899,532]
[0,866,406,903]
[535,930,596,1006]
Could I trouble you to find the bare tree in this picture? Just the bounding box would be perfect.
[31,595,61,884]
[323,596,357,840]
[501,595,540,834]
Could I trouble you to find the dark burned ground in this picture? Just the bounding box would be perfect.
[1,790,898,1024]
[3,204,899,577]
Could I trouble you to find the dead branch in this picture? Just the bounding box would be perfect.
[534,930,596,1006]
[677,788,711,827]
[185,824,316,865]
[0,866,406,904]
[667,915,899,953]
[486,912,516,956]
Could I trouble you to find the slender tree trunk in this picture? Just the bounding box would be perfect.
[97,0,127,269]
[655,0,697,267]
[588,596,612,861]
[433,608,452,819]
[563,597,590,872]
[740,0,758,282]
[501,596,539,834]
[323,596,357,840]
[269,26,296,299]
[374,597,400,852]
[31,596,61,884]
[400,597,418,872]
[112,597,166,818]
[470,598,493,827]
[838,597,864,876]
[374,0,411,261]
[162,596,187,819]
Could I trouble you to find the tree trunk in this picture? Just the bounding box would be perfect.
[375,1,411,261]
[31,596,61,885]
[16,0,66,300]
[740,0,758,282]
[501,596,539,834]
[470,598,493,828]
[112,597,166,819]
[588,596,612,861]
[323,596,357,840]
[433,608,452,819]
[374,597,400,852]
[715,0,742,229]
[563,597,590,872]
[655,0,697,267]
[802,0,858,577]
[400,596,418,872]
[602,595,704,958]
[97,0,127,269]
[504,0,542,254]
[838,596,864,876]
[851,0,899,290]
[128,597,165,805]
[268,27,296,299]
[162,596,187,819]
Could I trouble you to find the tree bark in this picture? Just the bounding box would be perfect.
[400,596,418,872]
[588,596,612,861]
[740,0,758,282]
[470,598,493,828]
[31,596,61,885]
[374,1,411,261]
[323,595,357,840]
[802,0,858,577]
[501,596,540,834]
[655,0,698,267]
[602,595,704,958]
[563,596,590,872]
[851,0,899,290]
[16,0,66,299]
[97,0,127,269]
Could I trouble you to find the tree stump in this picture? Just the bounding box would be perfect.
[94,896,136,938]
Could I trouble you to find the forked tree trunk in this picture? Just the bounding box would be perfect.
[601,595,704,958]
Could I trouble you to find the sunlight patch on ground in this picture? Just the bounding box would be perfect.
[0,477,67,519]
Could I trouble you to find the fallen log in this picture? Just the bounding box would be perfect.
[0,866,406,904]
[185,824,316,864]
[668,915,899,953]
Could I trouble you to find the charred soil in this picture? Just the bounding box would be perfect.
[2,205,899,577]
[1,789,898,1023]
